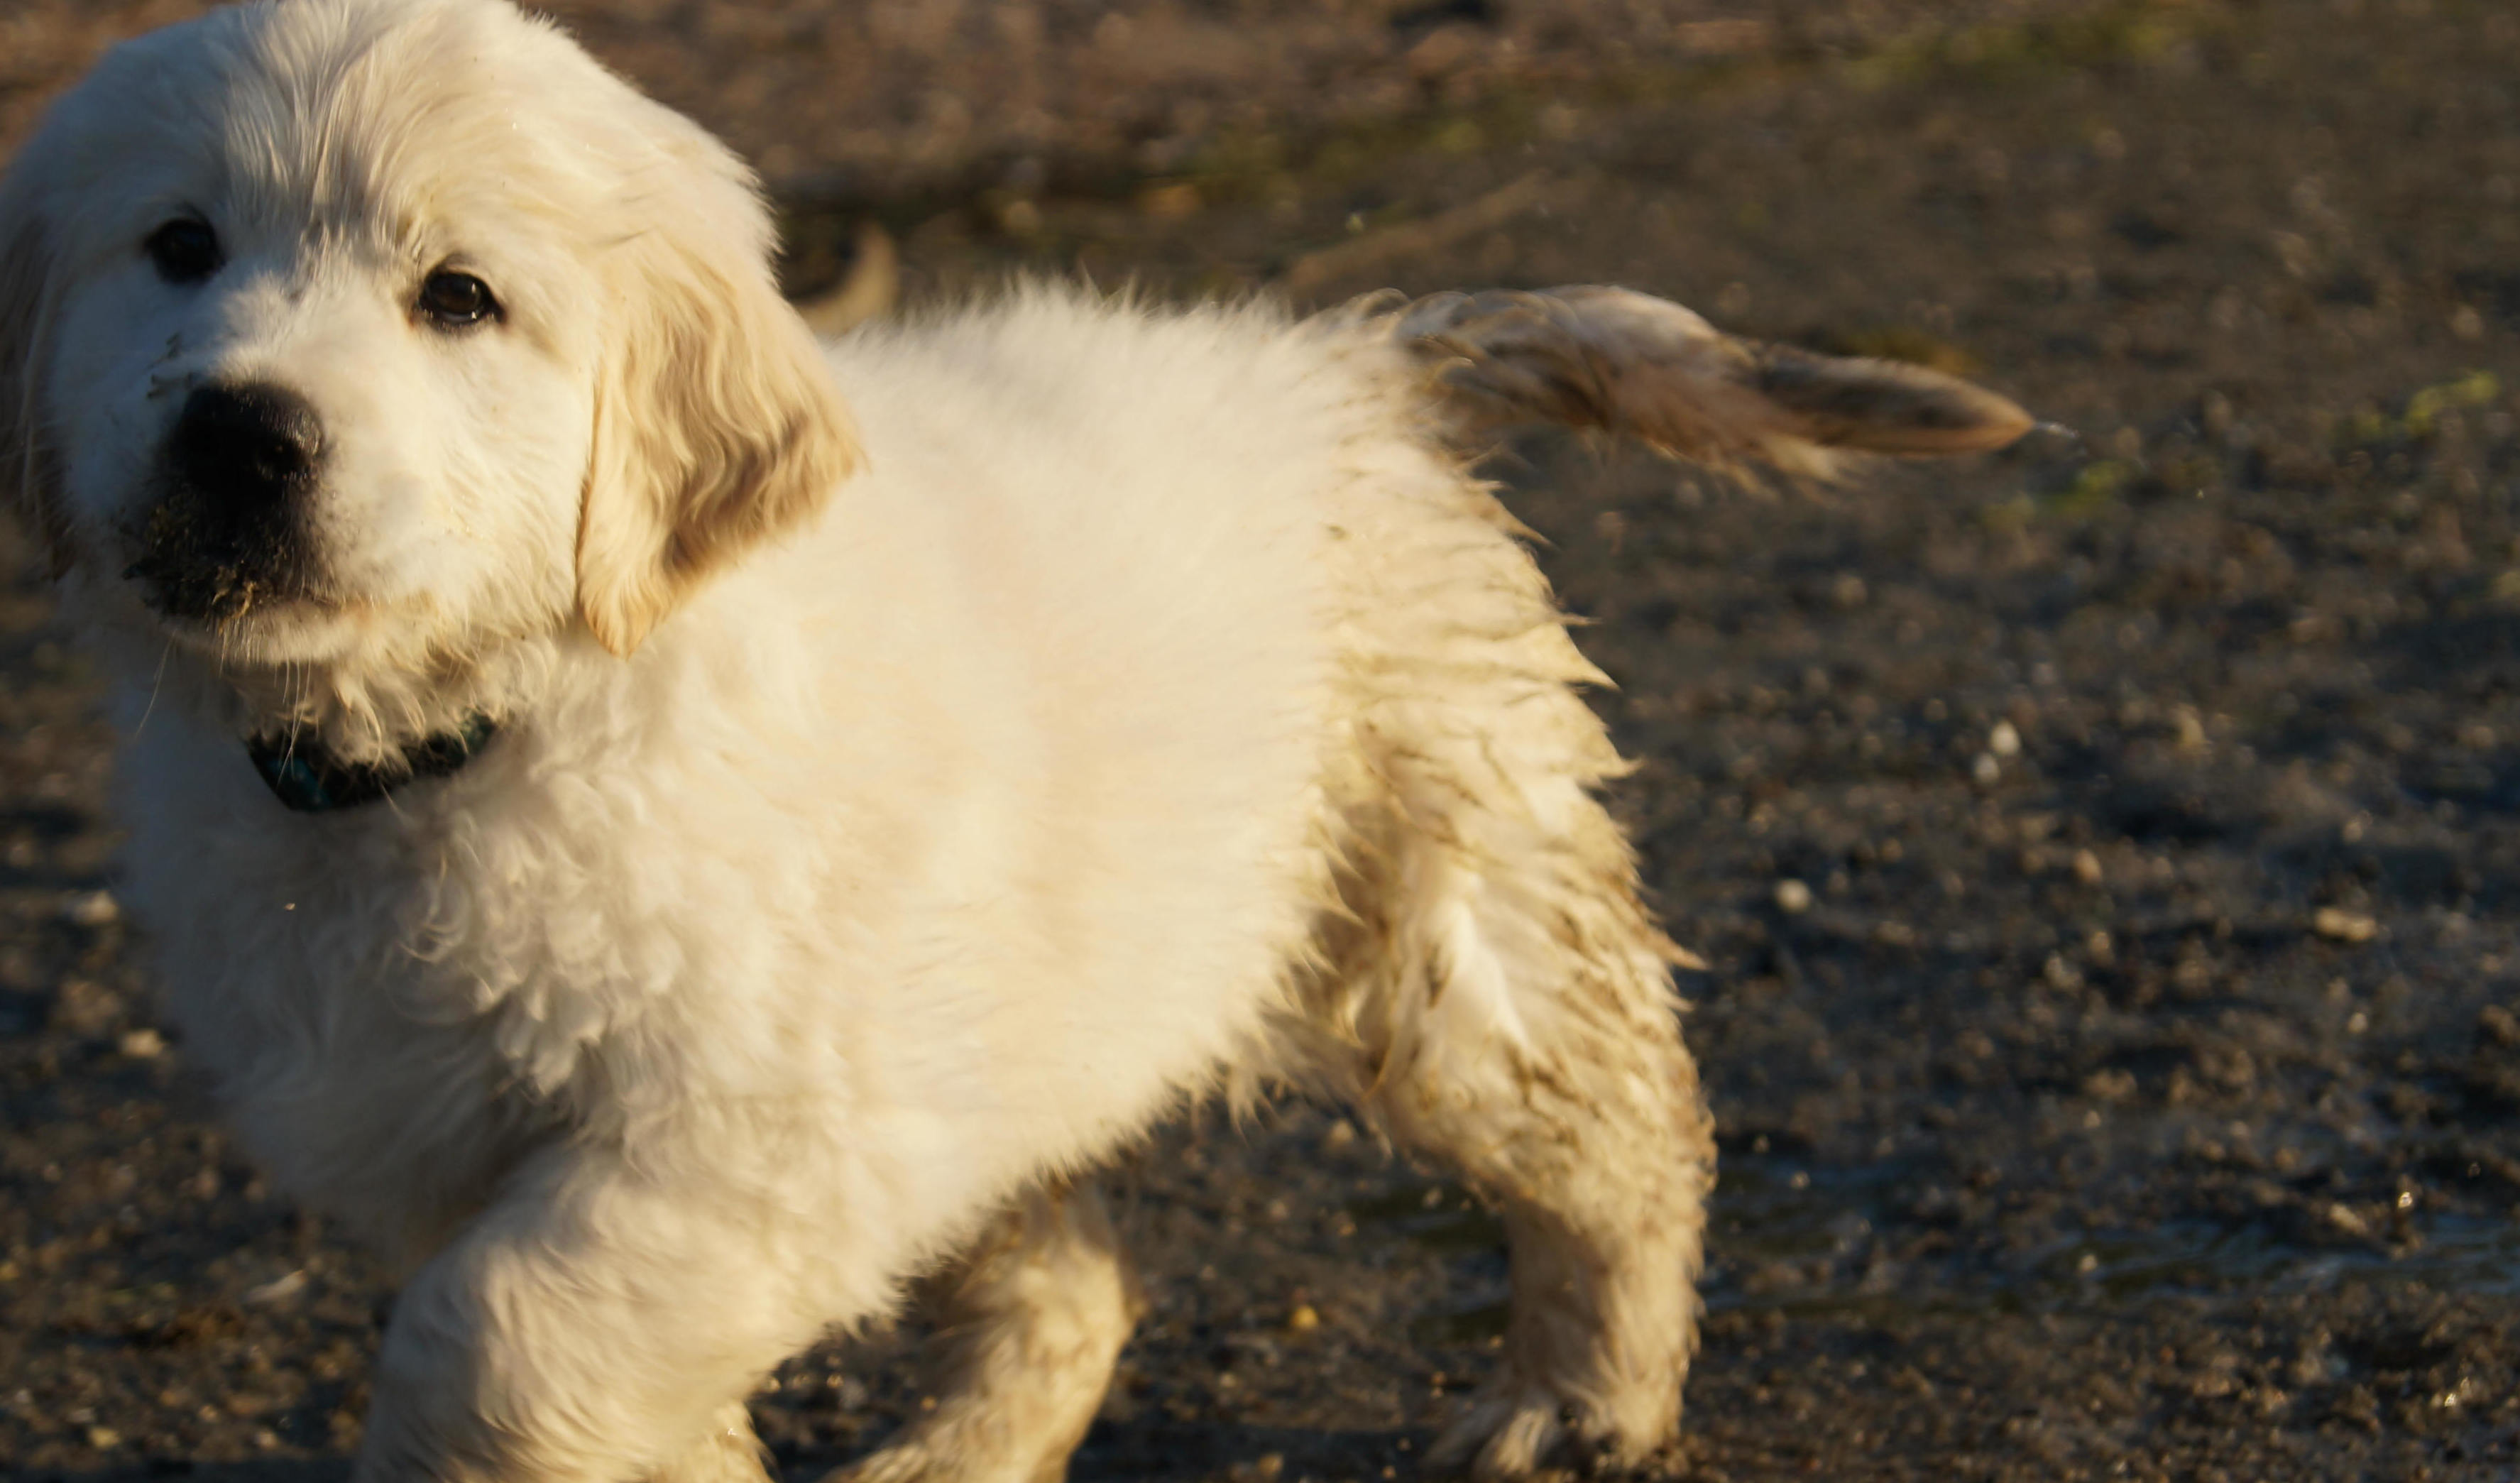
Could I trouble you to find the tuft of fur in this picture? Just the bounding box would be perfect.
[0,4,2034,1482]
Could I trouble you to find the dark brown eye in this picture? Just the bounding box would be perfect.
[144,218,221,285]
[417,269,498,328]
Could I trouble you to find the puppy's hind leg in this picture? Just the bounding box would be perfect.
[827,1182,1137,1483]
[1323,753,1715,1478]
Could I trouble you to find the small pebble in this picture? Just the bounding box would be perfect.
[1287,1303,1320,1333]
[2070,848,2104,885]
[995,197,1042,236]
[116,1027,165,1059]
[2312,907,2378,943]
[1970,752,2001,785]
[243,1269,307,1306]
[1987,720,2021,757]
[1139,181,1200,218]
[86,1426,122,1451]
[1773,878,1813,914]
[64,890,119,927]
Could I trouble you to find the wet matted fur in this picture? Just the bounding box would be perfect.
[0,2,2029,1479]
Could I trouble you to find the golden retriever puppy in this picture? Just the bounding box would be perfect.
[0,2,2028,1479]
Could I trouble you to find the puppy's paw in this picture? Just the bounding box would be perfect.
[1426,1380,1672,1480]
[821,1439,943,1483]
[821,1427,1065,1483]
[650,1403,774,1483]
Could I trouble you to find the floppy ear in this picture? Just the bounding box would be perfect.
[575,202,862,657]
[0,177,72,578]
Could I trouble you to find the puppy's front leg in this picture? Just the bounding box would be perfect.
[351,1143,858,1483]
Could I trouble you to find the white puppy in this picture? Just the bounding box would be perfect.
[0,3,2029,1480]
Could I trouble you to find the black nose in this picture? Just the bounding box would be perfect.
[169,383,324,513]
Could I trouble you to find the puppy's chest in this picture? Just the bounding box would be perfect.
[140,775,754,1110]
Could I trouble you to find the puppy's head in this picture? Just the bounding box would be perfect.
[0,0,857,678]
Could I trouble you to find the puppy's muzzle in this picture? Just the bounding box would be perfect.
[126,382,328,623]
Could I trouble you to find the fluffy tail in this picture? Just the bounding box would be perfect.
[1352,285,2035,475]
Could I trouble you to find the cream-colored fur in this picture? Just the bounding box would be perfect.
[0,4,2029,1481]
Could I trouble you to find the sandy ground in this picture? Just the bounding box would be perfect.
[5,1,2520,1480]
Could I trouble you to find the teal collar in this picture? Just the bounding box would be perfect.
[245,714,498,814]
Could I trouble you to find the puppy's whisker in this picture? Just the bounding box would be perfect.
[130,636,175,744]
